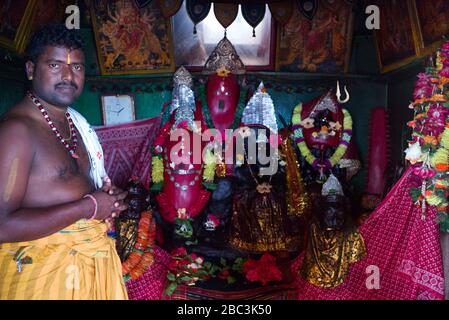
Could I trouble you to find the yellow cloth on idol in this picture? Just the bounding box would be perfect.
[0,219,128,300]
[300,221,366,288]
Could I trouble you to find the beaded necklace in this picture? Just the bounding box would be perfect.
[163,148,201,191]
[27,91,79,159]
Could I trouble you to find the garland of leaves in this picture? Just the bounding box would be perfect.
[197,85,248,131]
[291,103,353,172]
[406,41,449,231]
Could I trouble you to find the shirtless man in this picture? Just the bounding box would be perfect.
[0,24,128,300]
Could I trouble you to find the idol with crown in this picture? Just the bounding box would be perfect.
[299,174,366,288]
[187,37,249,257]
[291,86,361,194]
[151,66,212,248]
[227,82,306,258]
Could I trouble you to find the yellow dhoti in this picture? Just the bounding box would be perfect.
[0,219,128,300]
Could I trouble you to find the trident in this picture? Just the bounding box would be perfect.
[336,81,350,104]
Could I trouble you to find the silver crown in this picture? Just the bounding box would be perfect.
[311,90,339,115]
[321,174,344,197]
[173,66,193,88]
[203,37,245,75]
[242,82,278,134]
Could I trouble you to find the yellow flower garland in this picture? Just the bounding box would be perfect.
[292,103,353,170]
[203,148,216,182]
[151,155,164,184]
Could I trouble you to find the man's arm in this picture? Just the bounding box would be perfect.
[0,119,126,243]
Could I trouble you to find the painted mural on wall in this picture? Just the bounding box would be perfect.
[0,0,37,53]
[90,0,174,75]
[372,0,419,73]
[276,0,354,74]
[413,0,449,54]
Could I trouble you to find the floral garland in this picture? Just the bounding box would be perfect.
[291,103,353,172]
[122,210,156,281]
[405,41,449,231]
[203,147,217,182]
[151,144,216,192]
[151,155,164,191]
[197,85,247,131]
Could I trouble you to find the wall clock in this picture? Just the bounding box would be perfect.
[101,94,136,126]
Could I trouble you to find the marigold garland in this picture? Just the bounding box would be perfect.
[122,210,156,281]
[203,147,216,182]
[292,103,353,171]
[151,155,164,184]
[406,40,449,230]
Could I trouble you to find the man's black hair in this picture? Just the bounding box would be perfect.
[26,23,85,63]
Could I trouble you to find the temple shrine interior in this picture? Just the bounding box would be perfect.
[0,0,448,300]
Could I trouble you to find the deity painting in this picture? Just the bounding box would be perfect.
[90,0,175,75]
[0,0,36,53]
[372,0,419,73]
[414,0,449,52]
[276,0,354,73]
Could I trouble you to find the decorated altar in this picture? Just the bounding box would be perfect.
[1,0,449,301]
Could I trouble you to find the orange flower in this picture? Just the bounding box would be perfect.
[414,98,428,104]
[430,94,447,102]
[440,77,449,89]
[425,190,434,197]
[423,135,439,145]
[436,163,449,171]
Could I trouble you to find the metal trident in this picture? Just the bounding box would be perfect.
[336,81,350,104]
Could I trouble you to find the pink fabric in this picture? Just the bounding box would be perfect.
[95,117,161,189]
[125,246,171,300]
[293,167,445,300]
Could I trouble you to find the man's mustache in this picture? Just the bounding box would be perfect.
[55,82,78,90]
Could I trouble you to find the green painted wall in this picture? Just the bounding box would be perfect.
[73,85,172,126]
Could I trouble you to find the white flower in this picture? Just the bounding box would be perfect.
[195,257,204,265]
[405,142,423,164]
[187,263,200,270]
[300,117,315,129]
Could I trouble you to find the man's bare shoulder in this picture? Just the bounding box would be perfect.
[0,103,38,149]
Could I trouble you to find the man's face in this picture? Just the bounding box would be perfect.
[26,46,85,108]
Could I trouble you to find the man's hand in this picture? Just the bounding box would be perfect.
[90,189,128,221]
[101,176,128,227]
[102,176,123,196]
